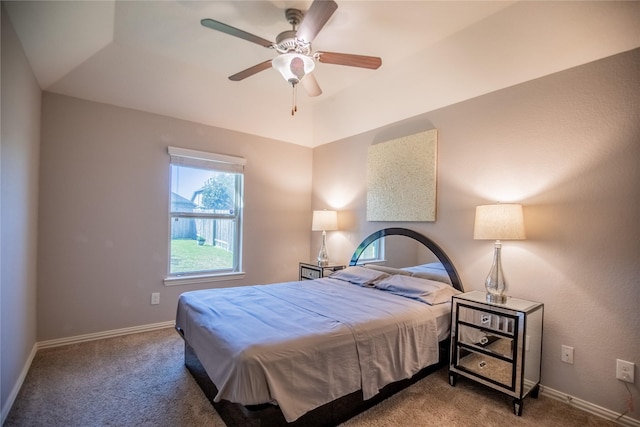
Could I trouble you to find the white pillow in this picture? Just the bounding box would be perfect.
[373,274,461,305]
[363,264,412,276]
[403,263,452,285]
[329,266,389,286]
[410,270,452,285]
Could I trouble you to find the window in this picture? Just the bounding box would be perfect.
[355,238,384,264]
[166,147,244,284]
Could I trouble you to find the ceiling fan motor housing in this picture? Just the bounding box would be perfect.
[275,9,312,55]
[275,31,312,55]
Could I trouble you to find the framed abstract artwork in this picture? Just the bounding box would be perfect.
[367,129,437,221]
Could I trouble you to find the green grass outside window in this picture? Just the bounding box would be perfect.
[170,239,233,273]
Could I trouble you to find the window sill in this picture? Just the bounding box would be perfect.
[164,272,245,287]
[356,259,387,265]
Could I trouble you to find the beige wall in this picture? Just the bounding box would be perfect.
[0,6,41,420]
[312,48,640,419]
[37,93,312,341]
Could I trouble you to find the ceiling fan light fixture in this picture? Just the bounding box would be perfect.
[272,53,315,85]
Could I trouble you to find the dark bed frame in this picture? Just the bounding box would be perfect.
[180,228,464,427]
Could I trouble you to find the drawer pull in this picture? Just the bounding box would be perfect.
[479,361,487,369]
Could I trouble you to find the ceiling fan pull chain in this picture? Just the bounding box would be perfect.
[291,83,298,116]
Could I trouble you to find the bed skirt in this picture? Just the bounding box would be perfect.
[183,339,449,427]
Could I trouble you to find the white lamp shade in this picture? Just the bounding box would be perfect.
[312,210,338,231]
[272,53,315,85]
[474,204,525,240]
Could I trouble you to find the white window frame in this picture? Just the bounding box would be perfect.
[355,238,385,264]
[164,147,245,286]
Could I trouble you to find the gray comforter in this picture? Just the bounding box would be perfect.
[175,277,441,422]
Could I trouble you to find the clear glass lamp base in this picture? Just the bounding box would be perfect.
[485,241,508,304]
[317,231,329,266]
[486,293,508,304]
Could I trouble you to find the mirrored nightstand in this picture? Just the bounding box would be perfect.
[299,262,345,280]
[449,291,544,416]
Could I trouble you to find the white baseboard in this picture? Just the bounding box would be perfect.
[1,321,175,425]
[541,385,640,427]
[37,321,175,349]
[1,343,37,425]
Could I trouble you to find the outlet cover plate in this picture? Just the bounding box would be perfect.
[561,345,574,364]
[616,359,635,383]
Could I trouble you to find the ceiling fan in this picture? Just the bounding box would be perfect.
[201,0,382,114]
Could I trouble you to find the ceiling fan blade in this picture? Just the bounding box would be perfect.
[201,18,274,48]
[296,0,338,44]
[317,51,382,69]
[229,60,273,81]
[302,73,322,97]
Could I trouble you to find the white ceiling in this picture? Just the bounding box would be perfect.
[5,1,640,147]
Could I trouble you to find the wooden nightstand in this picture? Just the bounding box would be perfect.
[299,262,345,280]
[448,291,544,416]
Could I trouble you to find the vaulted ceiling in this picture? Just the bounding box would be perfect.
[4,1,639,147]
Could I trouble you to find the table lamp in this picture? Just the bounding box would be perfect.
[312,210,338,266]
[473,203,525,304]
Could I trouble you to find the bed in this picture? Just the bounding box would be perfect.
[175,227,464,426]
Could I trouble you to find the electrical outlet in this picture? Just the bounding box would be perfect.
[151,293,160,305]
[561,345,574,364]
[616,359,635,383]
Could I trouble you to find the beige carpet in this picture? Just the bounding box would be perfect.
[5,327,618,426]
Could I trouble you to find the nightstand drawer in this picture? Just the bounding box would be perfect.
[300,266,321,280]
[458,305,516,336]
[455,347,513,389]
[457,324,514,360]
[299,262,346,280]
